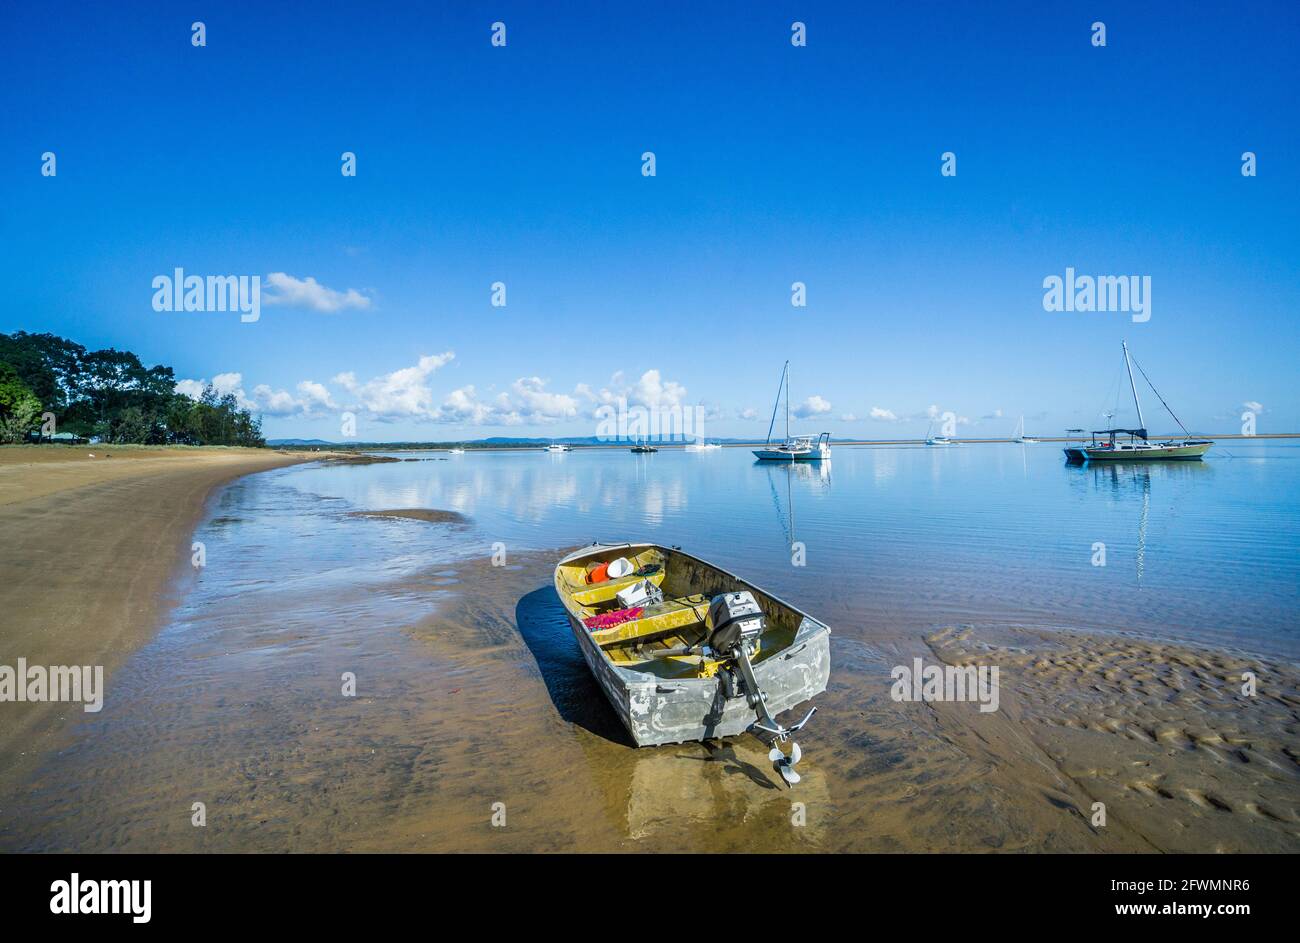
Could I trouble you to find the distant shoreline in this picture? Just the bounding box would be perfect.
[269,433,1300,453]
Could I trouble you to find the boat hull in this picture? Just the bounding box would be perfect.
[556,543,831,746]
[1063,442,1213,462]
[752,449,827,461]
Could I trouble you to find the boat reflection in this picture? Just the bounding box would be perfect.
[756,459,832,559]
[1066,460,1212,587]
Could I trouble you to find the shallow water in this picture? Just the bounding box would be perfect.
[1,442,1296,852]
[315,442,1299,653]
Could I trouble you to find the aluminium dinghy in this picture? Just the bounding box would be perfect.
[554,542,830,784]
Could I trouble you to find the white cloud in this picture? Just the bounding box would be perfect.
[583,369,689,413]
[177,358,696,429]
[738,407,759,421]
[263,272,372,312]
[325,353,583,425]
[175,372,337,417]
[792,395,832,418]
[250,384,300,416]
[339,352,455,419]
[433,377,580,426]
[869,407,898,421]
[509,376,580,420]
[174,378,206,399]
[296,380,338,411]
[840,413,857,422]
[211,372,246,399]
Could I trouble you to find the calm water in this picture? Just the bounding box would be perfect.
[6,440,1297,852]
[298,441,1300,655]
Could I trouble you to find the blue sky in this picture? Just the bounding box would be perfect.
[2,1,1297,440]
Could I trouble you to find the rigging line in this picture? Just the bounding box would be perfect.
[1096,362,1123,427]
[1130,354,1192,438]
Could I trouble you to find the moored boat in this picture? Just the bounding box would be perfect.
[1063,434,1213,462]
[753,433,831,461]
[1064,342,1213,463]
[752,361,831,462]
[1013,416,1038,444]
[924,420,955,446]
[554,542,829,784]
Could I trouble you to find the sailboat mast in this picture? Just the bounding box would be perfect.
[764,360,789,446]
[1122,341,1145,433]
[785,362,791,440]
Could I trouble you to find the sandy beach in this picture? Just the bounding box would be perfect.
[0,445,330,797]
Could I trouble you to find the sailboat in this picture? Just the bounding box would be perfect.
[629,435,658,453]
[752,361,831,462]
[924,423,952,446]
[1063,341,1213,462]
[1013,416,1038,444]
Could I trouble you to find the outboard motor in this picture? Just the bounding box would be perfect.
[706,591,816,786]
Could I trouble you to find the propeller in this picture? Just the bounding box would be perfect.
[769,741,803,786]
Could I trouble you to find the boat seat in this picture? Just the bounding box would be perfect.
[592,593,711,648]
[569,569,666,608]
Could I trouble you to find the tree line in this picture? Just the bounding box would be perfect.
[0,331,264,446]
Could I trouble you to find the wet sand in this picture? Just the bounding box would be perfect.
[1,450,1296,852]
[3,539,1296,851]
[925,625,1300,852]
[0,445,330,798]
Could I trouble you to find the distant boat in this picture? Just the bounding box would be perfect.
[1013,416,1038,444]
[546,443,571,453]
[448,446,466,455]
[925,423,953,446]
[1063,341,1213,463]
[629,436,658,453]
[685,440,722,451]
[752,362,831,462]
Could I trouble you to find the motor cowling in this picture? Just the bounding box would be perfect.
[707,591,765,656]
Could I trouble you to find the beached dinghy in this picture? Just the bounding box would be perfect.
[555,542,830,784]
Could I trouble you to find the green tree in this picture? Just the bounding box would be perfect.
[0,332,264,448]
[0,362,42,443]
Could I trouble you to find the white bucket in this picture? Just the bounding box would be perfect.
[607,557,634,579]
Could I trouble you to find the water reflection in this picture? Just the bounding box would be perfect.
[1065,460,1214,589]
[279,444,1294,653]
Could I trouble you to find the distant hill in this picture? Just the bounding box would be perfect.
[268,435,749,448]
